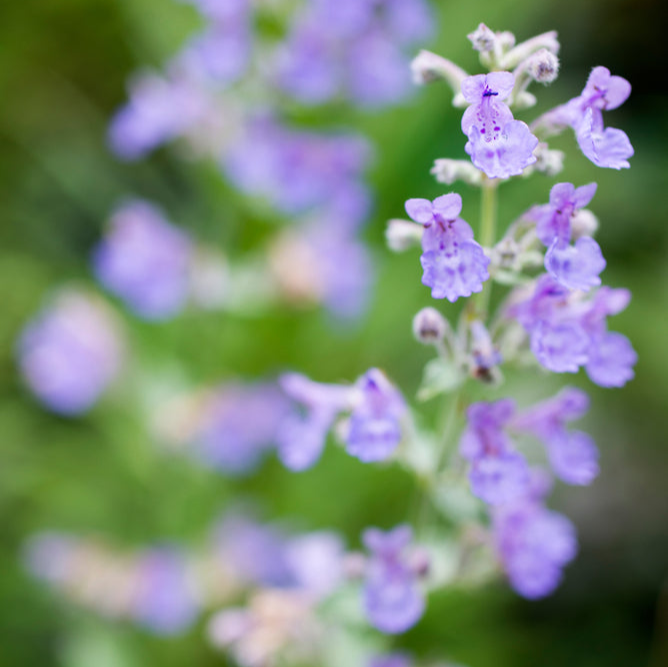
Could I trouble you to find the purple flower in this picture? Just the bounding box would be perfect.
[277,373,353,471]
[362,525,425,634]
[369,653,413,667]
[529,182,605,291]
[93,200,192,320]
[346,369,406,462]
[193,383,290,475]
[536,67,633,169]
[224,117,372,217]
[509,276,637,386]
[284,531,345,598]
[108,73,207,160]
[276,0,432,108]
[132,547,199,635]
[178,0,249,22]
[405,193,490,302]
[493,494,577,599]
[214,512,293,587]
[460,73,539,179]
[18,291,123,415]
[512,388,599,485]
[459,399,530,505]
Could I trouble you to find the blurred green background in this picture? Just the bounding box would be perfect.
[1,0,667,666]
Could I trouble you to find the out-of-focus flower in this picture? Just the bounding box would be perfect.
[18,290,124,415]
[109,72,209,160]
[346,369,406,462]
[509,276,637,386]
[93,200,192,320]
[131,547,199,635]
[405,193,490,302]
[362,525,425,634]
[512,387,598,485]
[492,476,577,598]
[459,399,530,505]
[277,0,433,108]
[192,383,290,475]
[208,590,322,667]
[369,653,413,667]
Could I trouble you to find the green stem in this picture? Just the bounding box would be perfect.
[474,176,499,320]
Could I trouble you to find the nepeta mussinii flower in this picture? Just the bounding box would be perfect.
[362,525,425,634]
[369,653,413,667]
[537,66,633,169]
[276,373,353,471]
[18,291,123,415]
[529,182,605,291]
[492,477,577,599]
[193,383,290,475]
[93,200,192,320]
[405,193,490,301]
[509,276,637,386]
[132,547,199,635]
[460,72,538,179]
[346,369,406,462]
[277,0,432,108]
[459,399,530,505]
[513,388,599,485]
[108,73,208,160]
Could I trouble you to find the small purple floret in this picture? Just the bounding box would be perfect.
[362,525,425,634]
[405,193,490,302]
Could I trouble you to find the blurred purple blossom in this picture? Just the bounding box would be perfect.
[362,525,425,634]
[492,481,577,599]
[277,0,433,108]
[193,383,290,475]
[93,200,192,320]
[18,290,123,415]
[346,368,406,462]
[459,399,530,505]
[132,547,199,634]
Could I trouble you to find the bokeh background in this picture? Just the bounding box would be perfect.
[1,0,667,666]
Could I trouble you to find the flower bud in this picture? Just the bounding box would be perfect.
[412,307,447,345]
[500,30,560,69]
[526,48,560,84]
[528,143,565,177]
[571,209,599,239]
[385,219,423,252]
[410,51,469,107]
[467,23,496,53]
[431,159,483,186]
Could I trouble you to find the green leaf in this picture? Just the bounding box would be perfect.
[417,357,465,402]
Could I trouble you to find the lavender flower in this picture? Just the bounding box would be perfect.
[277,373,353,471]
[460,73,538,178]
[459,400,530,505]
[362,525,425,634]
[132,547,199,635]
[18,290,123,415]
[284,531,345,598]
[529,182,605,291]
[513,388,599,485]
[108,73,207,160]
[224,117,372,218]
[193,383,290,475]
[93,200,192,320]
[346,369,406,462]
[536,66,633,169]
[277,0,433,108]
[405,193,490,301]
[492,482,577,599]
[369,653,413,667]
[509,276,637,386]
